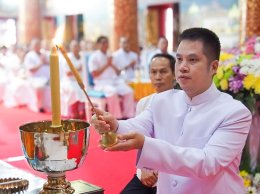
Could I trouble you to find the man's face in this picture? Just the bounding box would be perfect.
[158,38,168,53]
[72,43,80,54]
[175,40,218,98]
[121,40,130,52]
[149,57,175,93]
[34,41,41,53]
[99,39,109,52]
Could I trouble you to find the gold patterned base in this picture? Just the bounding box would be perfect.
[0,178,29,193]
[39,174,74,194]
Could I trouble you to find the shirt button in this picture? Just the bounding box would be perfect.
[171,180,178,187]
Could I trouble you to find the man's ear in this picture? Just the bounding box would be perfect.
[210,60,219,75]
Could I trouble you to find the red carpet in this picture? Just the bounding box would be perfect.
[0,104,136,193]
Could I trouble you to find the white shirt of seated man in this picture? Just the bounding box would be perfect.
[113,37,139,82]
[60,50,86,104]
[135,54,175,188]
[88,36,135,119]
[24,39,49,87]
[88,49,132,97]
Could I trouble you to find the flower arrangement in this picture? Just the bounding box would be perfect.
[213,37,260,113]
[240,170,260,194]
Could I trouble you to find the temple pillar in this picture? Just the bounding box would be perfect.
[145,9,159,47]
[240,0,260,43]
[113,0,138,53]
[246,0,260,37]
[18,0,43,45]
[63,15,75,45]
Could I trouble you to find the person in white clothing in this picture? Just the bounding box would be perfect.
[24,38,49,82]
[90,28,252,194]
[88,36,135,119]
[3,45,38,108]
[121,53,176,194]
[60,40,86,119]
[23,39,49,112]
[113,37,138,82]
[148,36,176,64]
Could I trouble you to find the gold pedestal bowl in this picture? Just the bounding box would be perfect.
[19,120,90,194]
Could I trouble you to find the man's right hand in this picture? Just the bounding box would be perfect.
[90,108,118,134]
[141,169,158,187]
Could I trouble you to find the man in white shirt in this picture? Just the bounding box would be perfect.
[24,39,49,82]
[147,36,176,64]
[91,28,252,194]
[121,53,175,194]
[60,40,86,119]
[23,38,49,112]
[88,36,135,119]
[113,37,138,82]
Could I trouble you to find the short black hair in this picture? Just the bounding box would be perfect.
[151,53,175,73]
[96,36,108,44]
[179,28,221,61]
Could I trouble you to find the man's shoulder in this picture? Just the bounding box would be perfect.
[213,91,252,117]
[88,50,102,61]
[219,92,247,107]
[129,50,138,57]
[113,49,121,56]
[152,89,184,104]
[138,94,155,104]
[25,50,36,58]
[156,89,183,97]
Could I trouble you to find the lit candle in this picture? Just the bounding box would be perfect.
[50,46,61,127]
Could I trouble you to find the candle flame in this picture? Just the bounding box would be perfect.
[52,25,65,45]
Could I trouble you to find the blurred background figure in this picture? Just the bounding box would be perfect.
[24,38,49,83]
[23,38,50,112]
[88,36,135,119]
[148,36,176,63]
[60,40,86,119]
[40,39,51,64]
[2,45,38,109]
[113,37,139,82]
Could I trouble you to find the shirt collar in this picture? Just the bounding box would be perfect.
[184,82,220,106]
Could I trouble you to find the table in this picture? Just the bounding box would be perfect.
[0,160,45,193]
[0,160,104,194]
[128,80,156,101]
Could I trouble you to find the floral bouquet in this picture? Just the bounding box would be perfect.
[240,170,260,194]
[213,37,260,113]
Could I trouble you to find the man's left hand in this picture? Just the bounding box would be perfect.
[103,131,145,151]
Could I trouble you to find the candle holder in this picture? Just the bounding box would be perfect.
[101,131,118,148]
[19,119,90,194]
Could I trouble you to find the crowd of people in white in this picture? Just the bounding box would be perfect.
[0,36,174,120]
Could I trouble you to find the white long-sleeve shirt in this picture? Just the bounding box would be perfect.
[118,83,252,194]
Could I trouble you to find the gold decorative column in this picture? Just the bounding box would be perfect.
[63,15,76,45]
[18,0,42,45]
[246,0,260,37]
[240,0,260,43]
[145,9,159,47]
[113,0,139,53]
